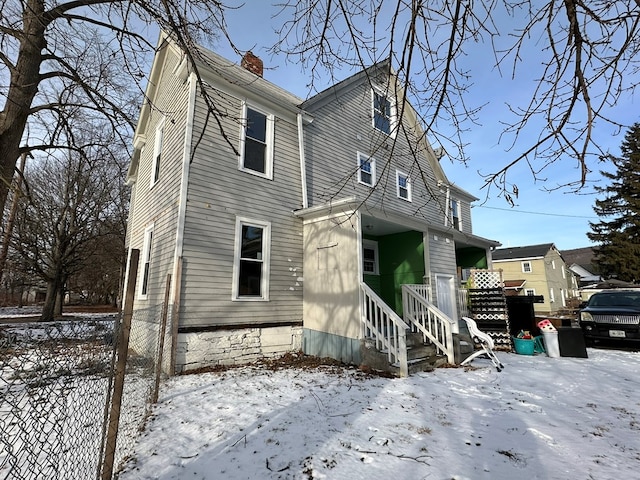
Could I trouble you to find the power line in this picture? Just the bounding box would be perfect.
[474,205,597,219]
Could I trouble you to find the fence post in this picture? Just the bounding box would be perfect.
[101,249,139,480]
[152,274,171,403]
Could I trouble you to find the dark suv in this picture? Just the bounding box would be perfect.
[579,290,640,345]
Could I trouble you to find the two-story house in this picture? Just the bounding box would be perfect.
[492,243,579,316]
[125,33,499,375]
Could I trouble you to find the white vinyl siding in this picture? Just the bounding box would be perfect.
[239,103,274,179]
[232,217,271,301]
[358,152,376,187]
[396,170,411,201]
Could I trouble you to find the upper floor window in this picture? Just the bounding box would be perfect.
[357,152,376,187]
[150,118,164,187]
[372,88,395,135]
[240,103,274,179]
[450,199,461,230]
[363,239,379,275]
[522,261,532,273]
[396,170,411,201]
[139,224,154,298]
[232,217,271,300]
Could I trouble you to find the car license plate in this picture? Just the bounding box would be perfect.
[609,330,626,338]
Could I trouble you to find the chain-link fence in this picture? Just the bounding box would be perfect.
[0,302,170,480]
[0,318,116,480]
[105,304,167,474]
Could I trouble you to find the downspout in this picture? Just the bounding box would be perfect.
[171,72,197,304]
[297,112,308,209]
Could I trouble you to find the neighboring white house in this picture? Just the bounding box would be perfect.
[124,33,499,374]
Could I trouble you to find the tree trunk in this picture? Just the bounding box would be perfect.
[0,0,47,215]
[41,280,58,322]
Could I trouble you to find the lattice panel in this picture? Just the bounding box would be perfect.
[470,269,503,289]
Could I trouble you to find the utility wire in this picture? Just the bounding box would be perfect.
[473,205,597,219]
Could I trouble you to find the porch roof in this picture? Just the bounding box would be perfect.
[293,197,501,250]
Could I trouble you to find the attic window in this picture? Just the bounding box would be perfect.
[372,88,395,135]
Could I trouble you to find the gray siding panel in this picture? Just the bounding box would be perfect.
[304,81,447,226]
[179,85,304,328]
[127,50,190,308]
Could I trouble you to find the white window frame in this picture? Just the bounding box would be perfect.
[450,199,461,230]
[562,266,566,279]
[357,152,376,187]
[362,239,379,275]
[549,288,555,303]
[521,261,532,273]
[551,260,556,269]
[150,118,165,188]
[371,86,396,136]
[561,288,566,307]
[139,224,154,299]
[232,216,271,301]
[525,289,536,296]
[239,102,274,179]
[396,169,412,202]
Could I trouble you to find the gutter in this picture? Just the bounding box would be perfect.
[297,113,309,209]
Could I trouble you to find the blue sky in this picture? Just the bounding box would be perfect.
[212,2,638,251]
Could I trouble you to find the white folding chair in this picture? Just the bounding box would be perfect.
[460,316,504,372]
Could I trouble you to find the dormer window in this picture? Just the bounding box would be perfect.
[372,88,395,135]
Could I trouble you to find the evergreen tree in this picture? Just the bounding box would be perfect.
[587,123,640,282]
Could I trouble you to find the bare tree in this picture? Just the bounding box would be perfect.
[0,0,238,217]
[10,117,130,321]
[272,0,640,200]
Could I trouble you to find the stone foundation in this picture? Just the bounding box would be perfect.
[175,325,303,373]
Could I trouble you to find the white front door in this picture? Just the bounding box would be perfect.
[435,274,458,324]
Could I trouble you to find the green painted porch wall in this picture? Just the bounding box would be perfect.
[379,231,425,315]
[456,247,488,269]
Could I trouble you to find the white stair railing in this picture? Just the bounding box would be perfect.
[360,283,409,377]
[402,284,455,364]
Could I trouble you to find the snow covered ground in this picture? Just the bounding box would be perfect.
[119,348,640,480]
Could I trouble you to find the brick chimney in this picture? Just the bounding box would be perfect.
[241,51,263,77]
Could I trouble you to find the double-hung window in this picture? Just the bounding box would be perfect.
[362,240,379,275]
[372,88,394,135]
[357,152,376,187]
[522,261,532,273]
[150,118,164,187]
[233,217,271,300]
[450,199,461,230]
[396,170,411,201]
[139,224,154,298]
[240,103,274,179]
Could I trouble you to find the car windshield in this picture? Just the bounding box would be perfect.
[589,293,640,307]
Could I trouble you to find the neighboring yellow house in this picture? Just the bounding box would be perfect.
[492,243,580,316]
